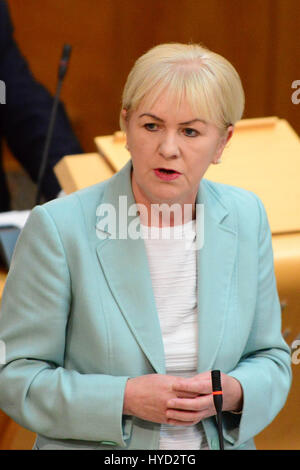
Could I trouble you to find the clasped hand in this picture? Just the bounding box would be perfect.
[123,372,243,426]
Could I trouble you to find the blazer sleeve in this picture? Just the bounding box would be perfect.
[222,193,292,447]
[0,205,131,446]
[0,1,83,200]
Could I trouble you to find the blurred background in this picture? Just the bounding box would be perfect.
[3,0,299,209]
[0,0,299,450]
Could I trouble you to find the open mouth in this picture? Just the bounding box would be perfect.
[156,168,180,174]
[154,168,181,180]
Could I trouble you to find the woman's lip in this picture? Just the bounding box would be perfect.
[155,168,181,174]
[153,169,181,181]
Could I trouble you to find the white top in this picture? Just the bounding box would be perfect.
[140,219,209,450]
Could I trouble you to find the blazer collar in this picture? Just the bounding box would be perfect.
[95,160,237,374]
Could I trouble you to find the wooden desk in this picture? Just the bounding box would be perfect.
[0,268,6,301]
[0,410,36,450]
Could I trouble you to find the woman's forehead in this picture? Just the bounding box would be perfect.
[135,89,199,120]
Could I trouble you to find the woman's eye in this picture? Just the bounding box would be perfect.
[144,123,158,131]
[183,128,199,137]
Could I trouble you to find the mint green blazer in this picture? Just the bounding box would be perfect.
[0,159,291,450]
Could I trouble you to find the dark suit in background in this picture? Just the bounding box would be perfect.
[0,0,83,211]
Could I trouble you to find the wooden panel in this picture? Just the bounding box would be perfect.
[0,410,36,450]
[54,153,114,194]
[7,0,298,158]
[0,268,6,301]
[95,131,129,173]
[205,118,300,234]
[268,0,300,137]
[255,363,300,450]
[255,237,300,450]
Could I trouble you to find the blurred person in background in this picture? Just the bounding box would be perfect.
[0,0,82,212]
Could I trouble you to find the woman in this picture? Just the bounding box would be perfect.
[0,43,291,450]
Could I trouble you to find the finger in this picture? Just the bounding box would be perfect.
[172,376,212,395]
[167,407,214,426]
[167,396,211,411]
[175,391,200,399]
[166,409,206,423]
[172,382,198,394]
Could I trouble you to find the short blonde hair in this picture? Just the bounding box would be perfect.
[120,42,245,132]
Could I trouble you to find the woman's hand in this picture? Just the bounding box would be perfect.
[123,374,199,425]
[166,371,243,426]
[123,372,243,426]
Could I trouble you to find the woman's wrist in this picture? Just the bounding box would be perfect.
[222,374,243,413]
[229,377,243,412]
[123,378,134,415]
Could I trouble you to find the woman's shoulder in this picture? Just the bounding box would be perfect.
[42,180,109,214]
[29,179,110,236]
[202,177,263,210]
[201,178,267,233]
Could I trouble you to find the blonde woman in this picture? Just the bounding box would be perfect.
[0,43,291,450]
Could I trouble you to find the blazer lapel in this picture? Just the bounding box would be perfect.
[196,181,237,372]
[95,160,166,374]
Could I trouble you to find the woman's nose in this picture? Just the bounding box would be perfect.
[158,132,180,158]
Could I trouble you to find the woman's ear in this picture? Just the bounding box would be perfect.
[226,124,235,144]
[213,125,235,164]
[121,108,128,131]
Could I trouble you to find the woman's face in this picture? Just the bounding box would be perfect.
[122,90,233,221]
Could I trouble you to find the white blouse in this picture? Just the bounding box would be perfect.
[140,219,209,450]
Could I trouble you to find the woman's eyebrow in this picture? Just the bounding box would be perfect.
[138,113,207,125]
[180,118,207,125]
[138,113,164,121]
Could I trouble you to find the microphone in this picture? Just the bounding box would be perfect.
[35,44,72,205]
[211,370,224,450]
[58,44,72,80]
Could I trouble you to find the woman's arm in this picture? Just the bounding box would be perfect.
[0,206,129,446]
[222,195,292,445]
